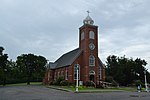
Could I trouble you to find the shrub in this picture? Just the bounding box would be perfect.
[135,80,144,87]
[53,77,64,86]
[60,80,69,86]
[85,81,95,87]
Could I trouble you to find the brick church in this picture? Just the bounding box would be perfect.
[43,12,105,86]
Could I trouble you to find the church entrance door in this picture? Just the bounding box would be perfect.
[89,70,95,82]
[90,75,94,82]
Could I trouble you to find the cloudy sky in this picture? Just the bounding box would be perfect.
[0,0,150,71]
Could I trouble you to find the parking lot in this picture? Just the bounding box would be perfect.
[0,85,150,100]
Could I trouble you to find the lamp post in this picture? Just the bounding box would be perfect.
[76,64,79,92]
[144,69,149,92]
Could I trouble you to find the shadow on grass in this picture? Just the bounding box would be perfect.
[0,82,42,87]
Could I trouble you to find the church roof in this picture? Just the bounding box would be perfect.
[49,48,82,69]
[49,62,57,69]
[98,58,105,68]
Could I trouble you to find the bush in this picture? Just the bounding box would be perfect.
[53,77,64,86]
[105,76,119,87]
[60,80,69,86]
[135,80,145,87]
[85,81,95,87]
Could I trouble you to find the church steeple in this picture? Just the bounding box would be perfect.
[83,11,94,25]
[79,11,98,51]
[79,11,99,84]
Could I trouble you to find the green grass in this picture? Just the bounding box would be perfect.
[106,87,137,91]
[52,86,137,92]
[0,82,42,86]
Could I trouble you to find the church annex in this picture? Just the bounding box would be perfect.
[43,13,105,86]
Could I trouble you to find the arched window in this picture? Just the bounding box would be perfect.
[54,73,56,80]
[89,70,95,75]
[74,64,80,80]
[65,68,68,80]
[48,71,50,81]
[99,65,102,80]
[61,71,64,78]
[89,55,95,66]
[58,71,60,78]
[81,32,85,40]
[89,31,95,39]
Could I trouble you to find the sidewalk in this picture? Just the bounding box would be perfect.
[47,86,127,93]
[48,86,73,92]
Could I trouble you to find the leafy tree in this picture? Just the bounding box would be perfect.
[0,47,4,55]
[0,46,8,86]
[6,60,23,84]
[16,54,47,85]
[32,56,47,82]
[106,55,148,86]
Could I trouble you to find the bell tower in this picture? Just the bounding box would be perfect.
[79,11,99,84]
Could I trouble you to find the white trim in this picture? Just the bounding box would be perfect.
[81,32,85,40]
[89,31,95,39]
[58,71,60,78]
[65,69,68,80]
[89,55,95,66]
[89,70,95,75]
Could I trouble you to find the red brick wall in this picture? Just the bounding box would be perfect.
[43,24,105,86]
[79,24,100,85]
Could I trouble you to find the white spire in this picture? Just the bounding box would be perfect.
[83,11,94,25]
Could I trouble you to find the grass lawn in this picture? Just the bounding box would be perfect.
[49,85,138,92]
[0,82,42,86]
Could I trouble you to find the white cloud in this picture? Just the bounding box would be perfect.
[0,0,150,71]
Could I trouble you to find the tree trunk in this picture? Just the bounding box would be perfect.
[27,81,30,85]
[3,77,6,86]
[2,70,6,86]
[27,72,31,85]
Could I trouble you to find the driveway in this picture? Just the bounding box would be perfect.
[0,85,150,100]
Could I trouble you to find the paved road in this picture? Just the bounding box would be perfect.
[0,85,150,100]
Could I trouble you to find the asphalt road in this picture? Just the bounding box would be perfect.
[0,85,150,100]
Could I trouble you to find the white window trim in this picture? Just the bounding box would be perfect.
[89,70,95,75]
[65,69,68,80]
[81,32,85,40]
[99,66,102,80]
[89,55,95,66]
[89,31,95,39]
[58,71,60,78]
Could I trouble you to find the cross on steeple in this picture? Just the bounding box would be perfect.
[83,10,94,25]
[87,10,90,16]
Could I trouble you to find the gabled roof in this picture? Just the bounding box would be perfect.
[98,58,105,68]
[49,48,82,69]
[49,62,57,69]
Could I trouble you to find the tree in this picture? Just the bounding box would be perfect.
[0,47,4,55]
[0,46,8,86]
[6,59,22,84]
[16,54,47,85]
[105,55,148,86]
[33,56,47,82]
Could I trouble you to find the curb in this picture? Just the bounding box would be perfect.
[76,90,126,93]
[47,86,127,93]
[47,86,73,92]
